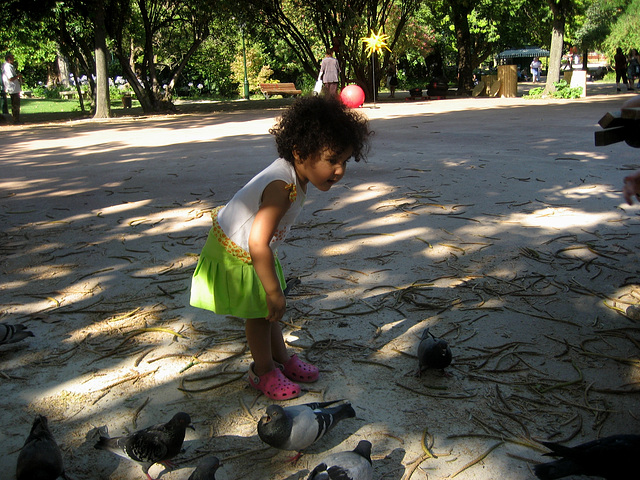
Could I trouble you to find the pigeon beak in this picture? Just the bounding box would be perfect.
[260,415,271,424]
[188,424,196,431]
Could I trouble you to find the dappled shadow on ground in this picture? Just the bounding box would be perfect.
[1,95,639,480]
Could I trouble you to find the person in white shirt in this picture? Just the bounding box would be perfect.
[530,57,542,83]
[2,53,23,123]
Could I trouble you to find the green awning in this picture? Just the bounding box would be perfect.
[497,48,550,59]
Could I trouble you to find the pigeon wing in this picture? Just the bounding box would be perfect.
[125,428,169,464]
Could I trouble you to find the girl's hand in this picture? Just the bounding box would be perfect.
[623,171,640,205]
[266,290,286,323]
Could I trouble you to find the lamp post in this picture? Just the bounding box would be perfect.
[361,28,390,108]
[241,24,250,100]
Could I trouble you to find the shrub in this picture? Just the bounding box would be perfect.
[30,85,67,99]
[524,80,583,99]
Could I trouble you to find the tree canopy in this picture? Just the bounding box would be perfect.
[1,0,638,110]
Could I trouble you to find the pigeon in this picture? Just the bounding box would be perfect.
[188,456,221,480]
[307,440,373,480]
[16,414,66,480]
[533,434,640,480]
[257,400,356,460]
[94,412,194,480]
[283,277,301,296]
[417,328,452,374]
[1,323,34,345]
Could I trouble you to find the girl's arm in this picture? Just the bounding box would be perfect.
[248,180,291,323]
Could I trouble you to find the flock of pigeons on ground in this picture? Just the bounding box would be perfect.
[3,321,639,479]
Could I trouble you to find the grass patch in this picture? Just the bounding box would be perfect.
[18,98,91,124]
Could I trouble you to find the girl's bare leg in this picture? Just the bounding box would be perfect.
[270,321,289,365]
[246,318,276,376]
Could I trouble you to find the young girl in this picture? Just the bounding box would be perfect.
[190,96,371,400]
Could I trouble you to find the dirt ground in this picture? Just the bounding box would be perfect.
[1,84,640,480]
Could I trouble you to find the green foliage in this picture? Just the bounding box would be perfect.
[603,0,640,58]
[30,84,68,99]
[0,15,58,87]
[524,79,583,98]
[109,85,132,100]
[181,22,239,98]
[230,43,274,95]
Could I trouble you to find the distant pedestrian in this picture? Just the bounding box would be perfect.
[386,62,398,98]
[530,57,542,83]
[2,53,23,123]
[319,49,340,98]
[628,49,639,91]
[614,47,629,92]
[0,70,8,115]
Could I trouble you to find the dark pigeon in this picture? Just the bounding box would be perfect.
[94,412,194,480]
[417,328,452,374]
[257,400,355,460]
[534,434,640,480]
[188,456,221,480]
[1,323,34,345]
[307,440,373,480]
[16,415,66,480]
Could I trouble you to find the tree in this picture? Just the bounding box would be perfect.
[544,0,574,93]
[603,0,640,58]
[107,0,218,112]
[422,0,552,94]
[239,0,422,101]
[574,0,624,68]
[94,0,111,117]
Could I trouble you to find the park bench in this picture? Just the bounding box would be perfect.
[259,82,302,99]
[59,90,90,100]
[594,107,640,148]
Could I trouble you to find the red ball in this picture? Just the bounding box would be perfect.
[340,85,365,108]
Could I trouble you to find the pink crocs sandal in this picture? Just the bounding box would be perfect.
[248,363,300,400]
[281,354,319,383]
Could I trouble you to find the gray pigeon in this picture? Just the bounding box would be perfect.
[417,328,452,374]
[188,456,221,480]
[94,412,194,480]
[534,434,640,480]
[257,400,356,460]
[1,323,34,345]
[16,415,66,480]
[307,440,373,480]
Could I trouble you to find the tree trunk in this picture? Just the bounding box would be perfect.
[94,0,111,118]
[545,0,572,94]
[545,15,564,93]
[449,1,474,94]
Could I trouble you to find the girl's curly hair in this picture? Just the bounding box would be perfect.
[270,96,372,164]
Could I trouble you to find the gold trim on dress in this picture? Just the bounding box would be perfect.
[210,205,252,264]
[284,183,297,202]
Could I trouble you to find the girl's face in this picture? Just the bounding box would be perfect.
[294,146,353,192]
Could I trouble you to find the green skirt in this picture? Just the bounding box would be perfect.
[190,226,286,318]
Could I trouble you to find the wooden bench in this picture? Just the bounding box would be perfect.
[259,82,302,99]
[60,90,90,100]
[595,107,640,148]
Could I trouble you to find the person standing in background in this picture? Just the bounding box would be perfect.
[319,49,340,98]
[614,47,630,92]
[530,57,542,83]
[2,53,23,123]
[628,49,639,90]
[386,62,398,98]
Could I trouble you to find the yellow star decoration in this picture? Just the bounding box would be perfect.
[361,28,391,57]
